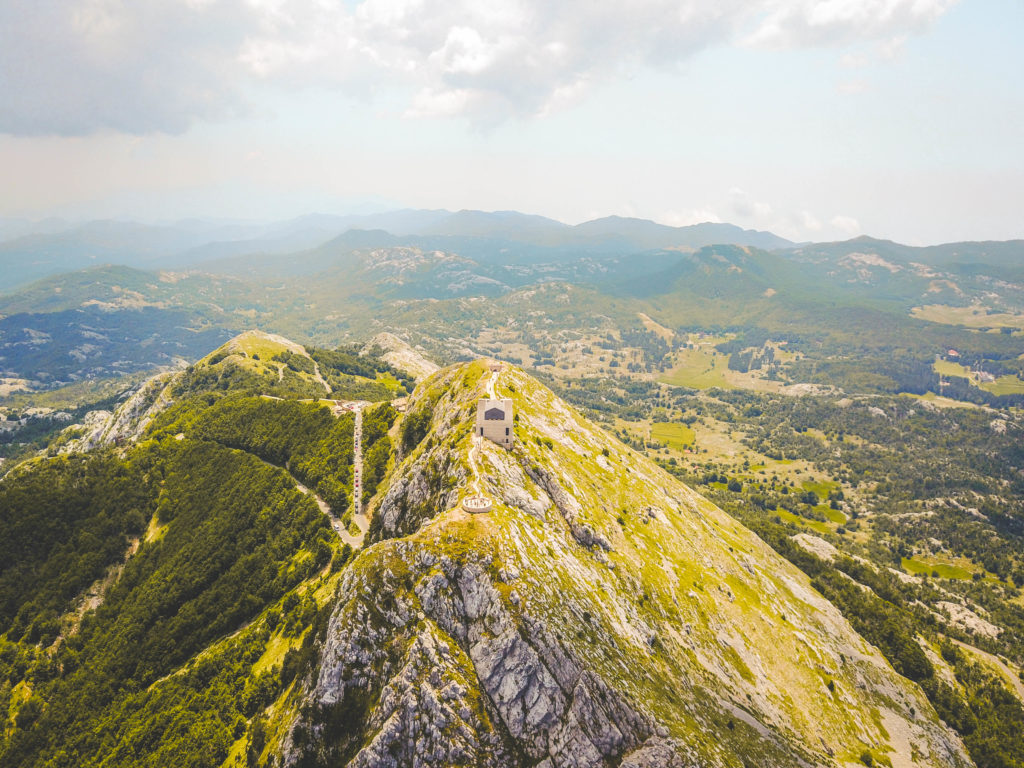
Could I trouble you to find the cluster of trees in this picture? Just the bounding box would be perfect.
[152,394,397,518]
[360,404,396,503]
[189,396,356,512]
[0,452,152,644]
[306,345,415,397]
[726,345,776,373]
[536,371,678,422]
[0,435,333,767]
[617,327,672,372]
[713,329,803,356]
[173,356,325,401]
[782,347,1024,407]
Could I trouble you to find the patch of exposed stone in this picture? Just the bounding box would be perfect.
[362,332,439,382]
[937,600,1002,639]
[522,460,612,552]
[60,370,177,453]
[791,533,838,562]
[293,544,667,768]
[374,429,468,540]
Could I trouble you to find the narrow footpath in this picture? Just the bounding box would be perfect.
[311,360,332,394]
[253,391,370,548]
[467,365,500,499]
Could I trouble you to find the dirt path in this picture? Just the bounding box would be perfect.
[231,431,368,550]
[468,365,500,498]
[294,479,364,549]
[311,360,331,394]
[468,436,484,497]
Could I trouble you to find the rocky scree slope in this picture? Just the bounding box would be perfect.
[282,361,971,768]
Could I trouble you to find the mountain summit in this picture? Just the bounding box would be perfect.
[283,360,968,768]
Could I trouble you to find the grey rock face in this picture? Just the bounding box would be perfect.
[346,625,512,768]
[523,461,612,552]
[61,371,175,453]
[374,438,467,539]
[294,548,661,768]
[619,737,690,768]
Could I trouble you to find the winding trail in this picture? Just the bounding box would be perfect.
[311,360,331,394]
[467,364,501,499]
[293,479,363,549]
[251,393,370,549]
[951,638,1024,703]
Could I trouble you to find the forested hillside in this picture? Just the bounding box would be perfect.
[0,333,405,767]
[2,325,1023,766]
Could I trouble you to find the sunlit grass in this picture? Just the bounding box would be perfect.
[659,347,735,390]
[650,421,695,450]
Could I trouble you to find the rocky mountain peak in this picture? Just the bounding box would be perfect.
[284,360,970,768]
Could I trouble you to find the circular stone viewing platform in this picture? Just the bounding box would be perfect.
[462,495,493,514]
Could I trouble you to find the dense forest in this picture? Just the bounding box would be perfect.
[0,435,336,767]
[0,341,404,767]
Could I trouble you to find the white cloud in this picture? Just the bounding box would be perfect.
[831,214,861,234]
[744,0,956,49]
[797,209,822,230]
[0,0,959,135]
[0,0,258,135]
[837,78,870,94]
[729,187,773,220]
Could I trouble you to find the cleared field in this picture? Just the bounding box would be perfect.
[900,391,985,410]
[801,479,840,498]
[818,505,847,525]
[659,347,734,389]
[982,375,1024,396]
[637,312,675,343]
[901,556,975,580]
[650,421,695,450]
[913,304,1024,329]
[932,359,1024,395]
[933,359,971,378]
[776,509,830,535]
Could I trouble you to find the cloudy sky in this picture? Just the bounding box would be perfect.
[1,0,1021,244]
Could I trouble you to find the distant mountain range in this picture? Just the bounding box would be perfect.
[0,209,793,292]
[5,208,1023,296]
[1,208,1021,399]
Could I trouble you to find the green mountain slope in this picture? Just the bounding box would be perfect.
[0,332,413,767]
[0,337,1006,767]
[282,360,970,767]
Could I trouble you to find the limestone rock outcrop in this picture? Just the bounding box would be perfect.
[283,361,972,768]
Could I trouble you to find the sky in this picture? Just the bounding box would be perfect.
[1,0,1022,245]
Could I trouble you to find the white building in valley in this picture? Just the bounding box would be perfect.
[476,398,514,449]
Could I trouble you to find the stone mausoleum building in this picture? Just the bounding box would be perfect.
[476,398,514,449]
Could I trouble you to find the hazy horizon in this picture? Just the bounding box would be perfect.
[2,0,1022,247]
